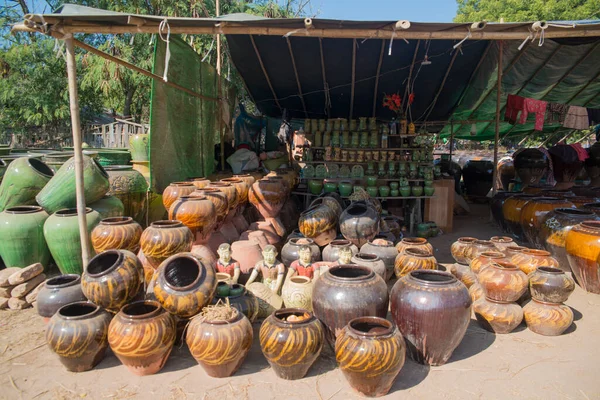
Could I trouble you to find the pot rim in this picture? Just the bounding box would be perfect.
[553,208,594,217]
[196,187,224,195]
[45,274,81,288]
[209,182,233,188]
[4,205,44,214]
[401,237,428,246]
[457,237,478,243]
[288,237,315,247]
[490,236,513,243]
[104,165,134,171]
[580,220,600,230]
[536,266,564,275]
[347,316,394,337]
[521,249,552,257]
[272,308,315,327]
[223,283,247,298]
[530,298,566,306]
[120,300,163,320]
[353,253,381,262]
[327,265,375,282]
[483,296,514,305]
[163,254,204,291]
[100,216,134,225]
[187,176,209,181]
[54,207,93,217]
[367,238,393,247]
[150,220,185,229]
[28,157,55,178]
[479,251,506,259]
[408,270,457,286]
[403,248,434,258]
[505,245,527,252]
[488,260,519,271]
[170,181,195,187]
[178,195,207,201]
[56,301,101,320]
[86,250,123,277]
[582,202,600,209]
[221,178,243,184]
[344,202,368,216]
[329,239,352,247]
[288,276,311,285]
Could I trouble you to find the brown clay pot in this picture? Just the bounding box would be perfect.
[221,177,249,207]
[339,201,380,248]
[249,178,286,219]
[209,182,239,215]
[187,176,211,189]
[37,274,87,322]
[523,299,573,336]
[395,237,433,256]
[469,282,485,303]
[450,237,477,264]
[519,197,575,248]
[162,182,195,211]
[490,236,514,253]
[190,188,228,231]
[298,203,338,246]
[394,248,437,278]
[140,220,194,269]
[351,253,387,280]
[478,260,528,302]
[464,240,497,264]
[91,217,143,254]
[565,221,600,294]
[322,239,359,262]
[168,195,216,244]
[360,238,398,281]
[469,251,506,274]
[528,266,575,303]
[503,245,528,258]
[473,297,523,334]
[510,249,559,275]
[233,174,256,189]
[449,263,478,288]
[490,191,519,233]
[502,194,538,242]
[231,240,264,282]
[280,237,321,267]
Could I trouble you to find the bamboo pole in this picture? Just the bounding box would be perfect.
[349,39,356,120]
[64,37,90,266]
[492,41,503,196]
[217,0,224,171]
[285,37,308,117]
[250,35,281,112]
[318,38,330,118]
[372,39,385,117]
[449,120,454,160]
[403,40,420,109]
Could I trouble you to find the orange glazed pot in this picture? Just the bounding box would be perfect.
[478,260,528,302]
[162,182,195,211]
[190,188,228,231]
[209,182,239,217]
[249,178,286,219]
[187,176,211,189]
[140,220,194,269]
[519,197,575,248]
[394,248,437,278]
[469,251,506,274]
[395,237,433,256]
[502,194,537,242]
[565,221,600,294]
[169,195,217,244]
[464,240,497,264]
[233,174,256,189]
[490,236,514,253]
[221,178,249,208]
[510,249,559,275]
[298,204,338,247]
[91,216,143,254]
[450,237,477,265]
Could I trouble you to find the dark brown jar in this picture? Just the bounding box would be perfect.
[37,274,86,322]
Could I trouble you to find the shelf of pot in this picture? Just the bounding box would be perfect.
[291,191,434,200]
[299,177,425,182]
[299,161,434,166]
[310,147,429,151]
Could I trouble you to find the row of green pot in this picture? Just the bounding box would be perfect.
[308,179,436,198]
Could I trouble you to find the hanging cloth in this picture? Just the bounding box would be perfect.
[587,108,600,126]
[563,106,589,130]
[504,94,525,124]
[546,103,568,124]
[519,98,547,131]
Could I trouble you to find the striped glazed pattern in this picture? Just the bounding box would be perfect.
[209,182,239,212]
[298,204,338,239]
[186,309,253,377]
[221,178,249,205]
[464,240,497,264]
[450,237,477,264]
[249,179,286,218]
[528,267,575,303]
[162,182,195,211]
[478,261,528,302]
[190,188,228,230]
[470,251,506,274]
[91,217,142,253]
[108,301,176,376]
[140,221,194,268]
[395,237,433,256]
[259,309,324,380]
[394,248,437,278]
[523,299,573,336]
[168,196,216,242]
[510,249,559,275]
[473,297,523,334]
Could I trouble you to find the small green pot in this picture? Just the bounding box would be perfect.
[216,281,231,297]
[389,182,399,190]
[366,176,378,187]
[129,133,149,162]
[338,181,353,197]
[424,186,435,196]
[390,189,399,197]
[308,179,324,195]
[378,185,391,197]
[424,180,433,187]
[399,186,411,197]
[229,284,245,297]
[367,186,379,197]
[417,223,430,238]
[89,195,125,219]
[412,186,424,197]
[323,180,338,193]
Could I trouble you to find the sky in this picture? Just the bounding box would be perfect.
[314,0,459,22]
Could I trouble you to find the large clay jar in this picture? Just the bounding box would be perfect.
[91,217,142,254]
[36,156,109,214]
[0,205,50,268]
[153,252,217,318]
[497,158,516,191]
[396,237,434,255]
[44,208,102,274]
[233,173,256,189]
[249,178,286,219]
[322,239,359,262]
[473,297,524,334]
[168,195,216,244]
[478,260,528,302]
[490,236,515,253]
[281,276,314,311]
[523,299,573,336]
[188,176,211,189]
[336,317,405,397]
[129,133,149,161]
[511,249,559,275]
[260,308,324,380]
[513,148,548,188]
[281,238,321,267]
[529,266,575,303]
[464,240,497,264]
[82,250,144,312]
[539,208,597,270]
[191,187,228,231]
[565,221,600,294]
[310,196,343,218]
[339,201,380,247]
[104,166,149,224]
[221,177,249,208]
[298,203,338,246]
[0,157,54,211]
[108,300,176,376]
[46,302,112,372]
[548,144,584,190]
[351,253,387,280]
[231,240,263,282]
[390,270,471,366]
[90,195,125,219]
[469,251,506,274]
[186,307,253,377]
[450,237,477,264]
[394,248,437,278]
[502,194,538,241]
[360,238,398,281]
[210,181,239,215]
[37,274,86,321]
[247,282,284,318]
[449,263,478,288]
[520,197,575,248]
[211,284,259,322]
[312,265,388,345]
[139,220,194,269]
[162,182,195,212]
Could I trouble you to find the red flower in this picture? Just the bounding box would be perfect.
[409,93,415,104]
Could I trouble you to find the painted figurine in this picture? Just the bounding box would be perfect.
[334,245,353,265]
[216,243,240,284]
[287,245,319,281]
[246,245,286,294]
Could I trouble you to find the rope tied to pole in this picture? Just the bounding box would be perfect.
[158,18,171,82]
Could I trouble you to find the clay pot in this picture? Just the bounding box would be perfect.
[322,239,359,262]
[469,251,506,274]
[529,266,575,303]
[469,282,485,303]
[565,221,600,294]
[339,201,380,248]
[191,244,217,267]
[473,297,523,334]
[491,192,518,233]
[249,178,286,219]
[109,300,176,375]
[90,195,125,219]
[381,216,403,241]
[523,299,573,336]
[231,240,263,281]
[281,275,313,311]
[210,181,239,215]
[82,250,144,312]
[162,182,195,212]
[497,158,516,191]
[104,166,148,224]
[260,308,324,380]
[513,148,548,188]
[281,238,321,267]
[538,208,597,271]
[396,237,434,256]
[502,194,538,241]
[298,203,338,246]
[233,174,256,189]
[211,284,259,322]
[548,144,583,190]
[490,236,514,252]
[140,220,194,269]
[0,205,50,268]
[188,176,211,189]
[449,263,478,288]
[478,260,528,302]
[450,237,477,264]
[186,308,253,377]
[46,302,112,372]
[520,197,575,248]
[168,195,216,244]
[336,317,405,397]
[511,249,559,275]
[503,245,528,258]
[390,270,471,366]
[312,265,388,345]
[464,240,497,264]
[91,217,142,254]
[37,274,86,321]
[0,157,53,211]
[310,196,343,219]
[246,282,284,318]
[360,238,398,281]
[350,253,386,280]
[190,188,228,231]
[394,248,437,278]
[153,252,217,318]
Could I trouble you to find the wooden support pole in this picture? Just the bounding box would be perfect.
[285,37,308,117]
[349,39,356,120]
[217,0,224,171]
[319,38,330,118]
[64,37,90,267]
[449,120,454,160]
[492,41,503,196]
[250,35,282,112]
[403,40,421,109]
[372,39,385,117]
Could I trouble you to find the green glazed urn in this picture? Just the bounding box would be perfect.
[424,180,433,187]
[0,157,54,212]
[417,223,430,238]
[308,179,323,195]
[424,186,435,196]
[378,185,391,197]
[104,166,149,224]
[366,176,378,187]
[367,186,379,197]
[323,180,338,194]
[411,185,424,197]
[390,189,399,197]
[36,155,110,214]
[44,207,102,274]
[0,205,51,268]
[389,181,399,190]
[90,195,125,219]
[93,149,132,167]
[129,133,149,162]
[399,186,411,197]
[338,181,353,197]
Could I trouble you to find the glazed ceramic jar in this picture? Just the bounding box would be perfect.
[298,203,338,246]
[511,249,559,275]
[233,174,256,190]
[37,274,86,321]
[168,195,216,244]
[478,260,528,302]
[469,251,506,274]
[322,239,359,262]
[0,157,54,211]
[464,241,499,266]
[548,144,583,190]
[503,245,528,258]
[81,250,144,312]
[390,270,471,366]
[502,194,538,241]
[140,220,194,269]
[210,182,239,216]
[108,300,176,375]
[162,182,195,211]
[513,148,548,188]
[312,265,388,345]
[190,187,228,231]
[281,238,321,267]
[89,195,124,219]
[360,238,398,281]
[310,196,343,218]
[394,248,437,278]
[46,302,112,372]
[336,317,405,397]
[104,166,149,224]
[221,177,249,208]
[519,197,575,248]
[538,208,597,271]
[186,307,253,377]
[529,266,575,303]
[449,263,478,289]
[490,236,514,252]
[259,308,324,380]
[565,221,600,294]
[469,282,485,303]
[339,201,380,247]
[450,237,477,264]
[0,205,50,268]
[249,178,286,219]
[212,284,259,322]
[129,133,149,161]
[281,276,314,311]
[473,297,524,334]
[351,253,387,279]
[490,191,519,233]
[153,252,217,318]
[187,176,211,189]
[396,237,434,255]
[523,300,573,336]
[91,217,143,254]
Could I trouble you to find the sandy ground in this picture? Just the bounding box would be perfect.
[1,204,599,400]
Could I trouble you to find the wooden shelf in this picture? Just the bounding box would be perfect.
[299,161,434,166]
[291,191,434,200]
[299,177,425,182]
